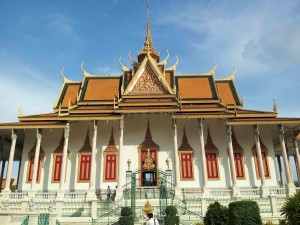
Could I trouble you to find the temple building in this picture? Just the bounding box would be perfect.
[0,3,299,225]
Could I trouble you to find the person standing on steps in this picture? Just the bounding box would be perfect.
[106,186,111,201]
[111,185,117,202]
[146,213,159,225]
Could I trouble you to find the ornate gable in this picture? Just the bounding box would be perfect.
[132,64,167,94]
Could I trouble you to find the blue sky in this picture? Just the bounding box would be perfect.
[0,0,300,122]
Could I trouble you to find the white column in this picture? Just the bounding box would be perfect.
[89,121,98,190]
[293,138,300,184]
[30,129,42,191]
[278,125,292,185]
[3,130,17,191]
[226,125,237,187]
[198,119,207,188]
[59,124,70,191]
[118,119,124,188]
[172,119,180,187]
[276,155,284,186]
[253,125,266,186]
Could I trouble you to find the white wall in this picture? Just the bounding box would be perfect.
[17,116,279,192]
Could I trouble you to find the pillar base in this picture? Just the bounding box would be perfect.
[1,189,10,198]
[231,186,239,198]
[286,183,296,196]
[202,187,210,197]
[174,187,182,198]
[56,189,65,199]
[86,189,97,200]
[27,190,36,199]
[260,185,269,197]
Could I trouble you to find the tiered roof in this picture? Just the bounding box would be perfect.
[1,5,299,129]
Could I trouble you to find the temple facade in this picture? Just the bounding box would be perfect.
[0,3,299,225]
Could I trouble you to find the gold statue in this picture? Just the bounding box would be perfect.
[143,149,155,170]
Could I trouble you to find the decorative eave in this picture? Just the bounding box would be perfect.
[172,113,235,119]
[227,118,300,125]
[0,121,68,130]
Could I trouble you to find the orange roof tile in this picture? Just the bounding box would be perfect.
[61,84,81,107]
[165,72,171,86]
[216,82,235,105]
[177,77,214,99]
[83,78,120,101]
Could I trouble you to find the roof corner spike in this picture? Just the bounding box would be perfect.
[166,55,179,71]
[224,65,236,80]
[60,67,72,83]
[119,56,130,72]
[158,50,170,65]
[206,60,217,76]
[128,51,139,66]
[273,99,278,113]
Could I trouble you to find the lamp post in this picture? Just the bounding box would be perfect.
[165,158,170,170]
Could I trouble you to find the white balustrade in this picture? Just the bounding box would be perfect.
[9,192,28,200]
[35,192,57,200]
[239,188,260,198]
[269,187,287,197]
[64,192,87,201]
[209,188,232,199]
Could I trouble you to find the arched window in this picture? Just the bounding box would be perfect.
[52,131,69,183]
[178,128,194,180]
[26,142,45,183]
[78,129,92,182]
[103,128,119,182]
[230,129,245,179]
[205,128,219,179]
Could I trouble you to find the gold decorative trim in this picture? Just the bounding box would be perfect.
[227,120,300,125]
[172,114,235,119]
[0,124,67,129]
[122,94,176,99]
[19,116,123,122]
[119,102,178,107]
[77,101,115,105]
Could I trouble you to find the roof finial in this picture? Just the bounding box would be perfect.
[147,0,151,37]
[273,99,278,113]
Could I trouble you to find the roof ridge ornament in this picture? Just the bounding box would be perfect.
[128,51,139,67]
[165,55,179,71]
[158,50,170,65]
[60,67,74,83]
[18,105,23,117]
[223,66,236,80]
[119,56,130,72]
[81,62,96,77]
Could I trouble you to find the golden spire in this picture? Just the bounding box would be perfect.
[138,0,160,62]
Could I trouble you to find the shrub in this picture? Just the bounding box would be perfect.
[264,220,276,225]
[121,207,133,216]
[119,207,134,225]
[165,206,178,216]
[228,200,262,225]
[164,205,179,225]
[204,201,228,225]
[280,190,300,225]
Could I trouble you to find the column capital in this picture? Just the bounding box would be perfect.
[172,119,177,129]
[11,129,17,140]
[64,124,70,138]
[278,124,284,136]
[36,129,42,140]
[120,119,124,130]
[226,125,232,138]
[198,118,204,129]
[253,125,259,136]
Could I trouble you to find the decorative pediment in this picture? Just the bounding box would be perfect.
[104,128,118,152]
[138,120,159,151]
[205,128,218,151]
[178,127,193,152]
[79,128,92,153]
[124,56,174,95]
